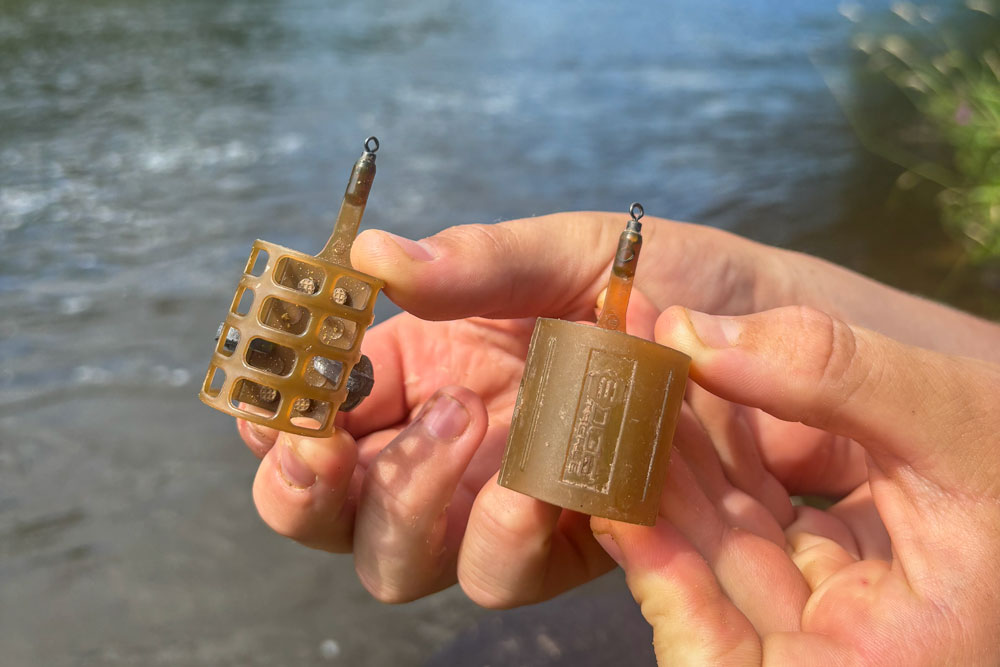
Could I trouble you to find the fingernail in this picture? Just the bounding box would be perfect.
[595,288,607,311]
[278,436,317,489]
[685,310,742,348]
[381,231,437,261]
[421,393,470,440]
[594,532,625,566]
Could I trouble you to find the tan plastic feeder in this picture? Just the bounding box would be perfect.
[199,137,385,437]
[498,204,690,525]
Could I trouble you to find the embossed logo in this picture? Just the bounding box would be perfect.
[561,348,636,493]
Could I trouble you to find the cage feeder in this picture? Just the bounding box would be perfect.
[199,137,384,437]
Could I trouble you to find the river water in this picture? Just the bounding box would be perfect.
[0,1,993,665]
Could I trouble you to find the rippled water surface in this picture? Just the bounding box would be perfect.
[0,1,989,665]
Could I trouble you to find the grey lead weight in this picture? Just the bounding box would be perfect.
[214,323,240,353]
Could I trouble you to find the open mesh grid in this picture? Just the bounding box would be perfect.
[199,239,383,437]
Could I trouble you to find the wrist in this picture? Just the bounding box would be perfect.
[775,248,1000,362]
[747,240,806,314]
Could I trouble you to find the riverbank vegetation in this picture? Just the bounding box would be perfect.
[846,0,1000,268]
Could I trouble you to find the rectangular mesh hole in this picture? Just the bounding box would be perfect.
[274,256,325,295]
[333,275,371,310]
[204,367,226,397]
[232,286,254,316]
[258,296,310,335]
[290,397,331,430]
[245,337,297,376]
[318,316,357,350]
[304,356,343,389]
[217,324,240,357]
[230,378,280,417]
[246,248,269,277]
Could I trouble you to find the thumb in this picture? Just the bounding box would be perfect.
[350,213,623,321]
[654,305,1000,495]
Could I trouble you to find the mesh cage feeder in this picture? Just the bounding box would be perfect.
[498,204,690,526]
[199,137,385,437]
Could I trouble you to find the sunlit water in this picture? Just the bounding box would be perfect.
[0,1,986,665]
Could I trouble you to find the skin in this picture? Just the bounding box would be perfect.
[594,305,1000,664]
[235,212,1000,662]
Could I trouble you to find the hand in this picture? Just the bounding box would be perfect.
[238,211,783,605]
[593,305,1000,664]
[234,211,999,608]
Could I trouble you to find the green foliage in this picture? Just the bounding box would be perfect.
[849,0,1000,262]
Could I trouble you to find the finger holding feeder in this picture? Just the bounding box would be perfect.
[199,138,386,438]
[498,203,690,525]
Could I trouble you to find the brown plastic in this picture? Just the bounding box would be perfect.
[498,205,690,525]
[199,138,385,437]
[498,319,689,524]
[595,213,642,332]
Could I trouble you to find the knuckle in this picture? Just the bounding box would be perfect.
[363,464,429,531]
[354,511,450,603]
[433,224,519,312]
[356,568,415,604]
[354,506,450,604]
[788,307,869,427]
[457,561,522,609]
[237,419,277,458]
[454,492,549,609]
[440,223,516,258]
[475,486,542,544]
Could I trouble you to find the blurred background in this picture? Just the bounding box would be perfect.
[1,0,997,665]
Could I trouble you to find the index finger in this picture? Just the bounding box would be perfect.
[351,212,623,322]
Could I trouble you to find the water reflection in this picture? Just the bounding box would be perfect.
[0,0,990,664]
